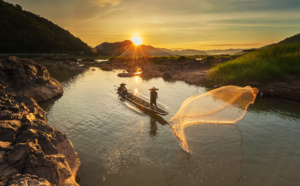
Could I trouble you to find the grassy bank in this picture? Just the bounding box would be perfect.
[207,44,300,85]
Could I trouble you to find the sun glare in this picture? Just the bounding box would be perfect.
[131,36,143,46]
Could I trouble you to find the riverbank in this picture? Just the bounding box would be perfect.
[107,57,300,103]
[4,54,299,102]
[0,56,80,185]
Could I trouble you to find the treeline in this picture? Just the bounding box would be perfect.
[0,0,92,54]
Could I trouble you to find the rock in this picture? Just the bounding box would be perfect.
[0,110,12,120]
[9,105,20,113]
[6,142,43,170]
[7,174,52,186]
[0,163,18,178]
[0,120,21,142]
[117,72,134,77]
[101,66,112,71]
[258,78,300,102]
[15,96,46,118]
[22,113,36,123]
[0,56,63,102]
[17,81,63,102]
[0,151,6,163]
[15,129,40,144]
[24,154,78,185]
[54,133,80,173]
[0,141,11,151]
[162,71,173,80]
[37,131,58,155]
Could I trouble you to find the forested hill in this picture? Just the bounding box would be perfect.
[0,0,91,54]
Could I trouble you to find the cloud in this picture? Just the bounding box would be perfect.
[86,0,122,7]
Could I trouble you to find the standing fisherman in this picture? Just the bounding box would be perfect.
[149,87,158,110]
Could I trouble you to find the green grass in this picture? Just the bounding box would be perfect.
[207,44,300,85]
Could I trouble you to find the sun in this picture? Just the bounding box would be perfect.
[131,36,143,46]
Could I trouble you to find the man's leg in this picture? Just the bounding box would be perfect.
[150,100,153,109]
[154,100,158,109]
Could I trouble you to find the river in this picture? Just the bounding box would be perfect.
[40,68,300,186]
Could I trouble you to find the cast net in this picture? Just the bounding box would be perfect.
[169,85,259,153]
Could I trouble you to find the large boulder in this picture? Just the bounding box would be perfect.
[0,56,63,102]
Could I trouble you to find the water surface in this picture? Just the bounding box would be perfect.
[40,68,300,186]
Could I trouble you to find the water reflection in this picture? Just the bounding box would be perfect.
[135,76,140,83]
[134,88,139,95]
[148,114,169,137]
[251,98,300,120]
[149,116,157,136]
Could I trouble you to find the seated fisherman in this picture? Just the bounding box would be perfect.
[149,87,158,110]
[118,83,128,94]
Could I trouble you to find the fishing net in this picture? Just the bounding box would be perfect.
[169,85,259,153]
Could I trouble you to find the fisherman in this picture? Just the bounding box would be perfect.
[118,83,127,94]
[149,87,158,110]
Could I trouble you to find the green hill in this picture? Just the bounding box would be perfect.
[207,34,300,85]
[0,0,91,54]
[278,33,300,45]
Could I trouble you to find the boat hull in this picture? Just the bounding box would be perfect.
[117,91,168,116]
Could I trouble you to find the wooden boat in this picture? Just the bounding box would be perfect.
[117,90,169,116]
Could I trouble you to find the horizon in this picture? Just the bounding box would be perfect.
[5,0,300,50]
[99,39,249,51]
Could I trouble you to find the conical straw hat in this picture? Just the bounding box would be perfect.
[149,86,159,91]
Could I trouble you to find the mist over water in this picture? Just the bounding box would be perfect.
[40,68,300,186]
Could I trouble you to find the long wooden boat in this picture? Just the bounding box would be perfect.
[117,90,169,116]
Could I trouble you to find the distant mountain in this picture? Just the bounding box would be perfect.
[94,40,172,56]
[206,49,244,55]
[0,0,91,54]
[160,48,207,55]
[95,41,243,56]
[278,33,300,44]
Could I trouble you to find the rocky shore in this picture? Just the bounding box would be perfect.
[0,57,80,185]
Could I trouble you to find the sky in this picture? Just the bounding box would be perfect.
[5,0,300,50]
